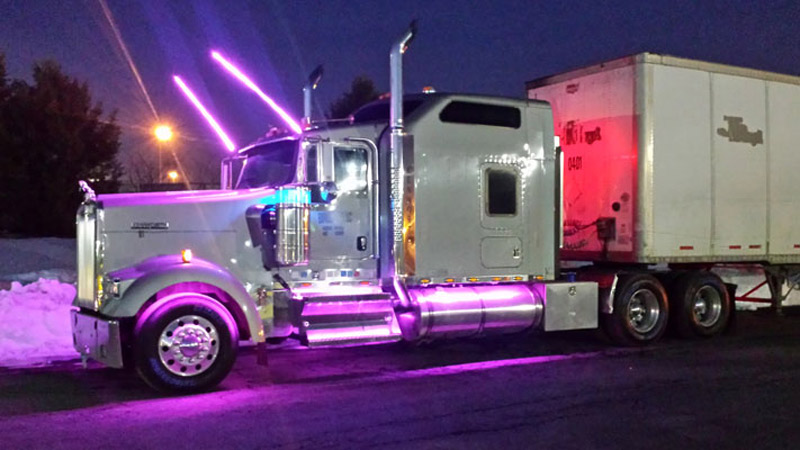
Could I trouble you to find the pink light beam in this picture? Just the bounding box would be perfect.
[210,51,303,135]
[173,76,236,152]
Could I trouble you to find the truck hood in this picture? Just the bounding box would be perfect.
[98,188,274,209]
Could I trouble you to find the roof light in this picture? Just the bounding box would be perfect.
[173,76,236,152]
[210,50,303,135]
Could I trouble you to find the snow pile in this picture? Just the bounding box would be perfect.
[0,278,77,367]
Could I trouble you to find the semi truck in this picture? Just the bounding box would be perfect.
[71,24,800,392]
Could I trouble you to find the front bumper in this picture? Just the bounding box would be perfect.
[71,310,124,368]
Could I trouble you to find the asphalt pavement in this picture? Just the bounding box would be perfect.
[2,309,799,449]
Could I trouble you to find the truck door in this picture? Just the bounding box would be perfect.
[304,140,377,270]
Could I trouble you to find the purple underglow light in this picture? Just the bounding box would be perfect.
[210,51,303,135]
[306,326,395,343]
[173,76,237,152]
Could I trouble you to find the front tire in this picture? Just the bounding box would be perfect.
[134,293,238,393]
[602,273,669,346]
[670,271,731,338]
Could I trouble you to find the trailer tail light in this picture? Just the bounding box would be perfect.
[679,245,694,250]
[181,249,193,264]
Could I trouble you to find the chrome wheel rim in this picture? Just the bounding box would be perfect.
[158,315,219,377]
[693,285,723,327]
[627,288,660,334]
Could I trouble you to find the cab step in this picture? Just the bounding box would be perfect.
[294,292,402,347]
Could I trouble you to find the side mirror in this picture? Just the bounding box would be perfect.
[220,158,233,190]
[220,156,244,190]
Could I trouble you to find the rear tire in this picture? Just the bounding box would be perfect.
[601,273,669,346]
[670,271,731,338]
[134,293,238,393]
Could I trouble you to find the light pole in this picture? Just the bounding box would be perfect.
[153,124,173,183]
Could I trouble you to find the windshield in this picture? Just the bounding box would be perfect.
[235,140,298,189]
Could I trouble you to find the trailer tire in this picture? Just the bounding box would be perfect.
[601,273,668,346]
[134,293,238,393]
[670,271,731,338]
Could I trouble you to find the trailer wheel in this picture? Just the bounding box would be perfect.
[670,271,731,338]
[134,293,238,393]
[601,273,669,346]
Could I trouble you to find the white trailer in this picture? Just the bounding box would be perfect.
[528,53,800,265]
[527,52,800,333]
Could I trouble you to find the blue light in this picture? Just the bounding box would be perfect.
[261,188,310,205]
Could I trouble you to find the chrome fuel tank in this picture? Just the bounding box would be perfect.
[398,284,543,340]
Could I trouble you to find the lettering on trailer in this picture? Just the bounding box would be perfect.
[567,156,583,171]
[716,116,763,147]
[130,222,169,230]
[563,121,602,146]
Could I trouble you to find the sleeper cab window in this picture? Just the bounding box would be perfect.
[485,167,518,216]
[439,101,521,129]
[334,147,368,191]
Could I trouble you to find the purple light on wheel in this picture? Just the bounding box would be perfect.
[173,76,236,152]
[210,51,303,135]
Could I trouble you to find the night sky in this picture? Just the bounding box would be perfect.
[1,0,798,177]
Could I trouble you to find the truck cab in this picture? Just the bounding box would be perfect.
[71,25,599,393]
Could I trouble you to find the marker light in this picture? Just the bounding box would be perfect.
[173,75,236,152]
[210,50,303,135]
[181,249,193,264]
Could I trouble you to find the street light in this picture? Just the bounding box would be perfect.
[167,170,178,182]
[153,124,173,183]
[154,125,173,142]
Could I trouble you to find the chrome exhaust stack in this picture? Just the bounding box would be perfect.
[389,21,417,283]
[388,21,417,309]
[302,65,324,128]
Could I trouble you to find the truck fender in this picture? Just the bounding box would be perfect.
[101,254,264,343]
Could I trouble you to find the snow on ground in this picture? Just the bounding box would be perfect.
[0,238,78,367]
[0,278,77,367]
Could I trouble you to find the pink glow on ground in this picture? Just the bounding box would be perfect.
[173,76,237,152]
[210,51,303,135]
[392,351,604,379]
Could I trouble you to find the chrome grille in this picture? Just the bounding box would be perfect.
[76,202,97,310]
